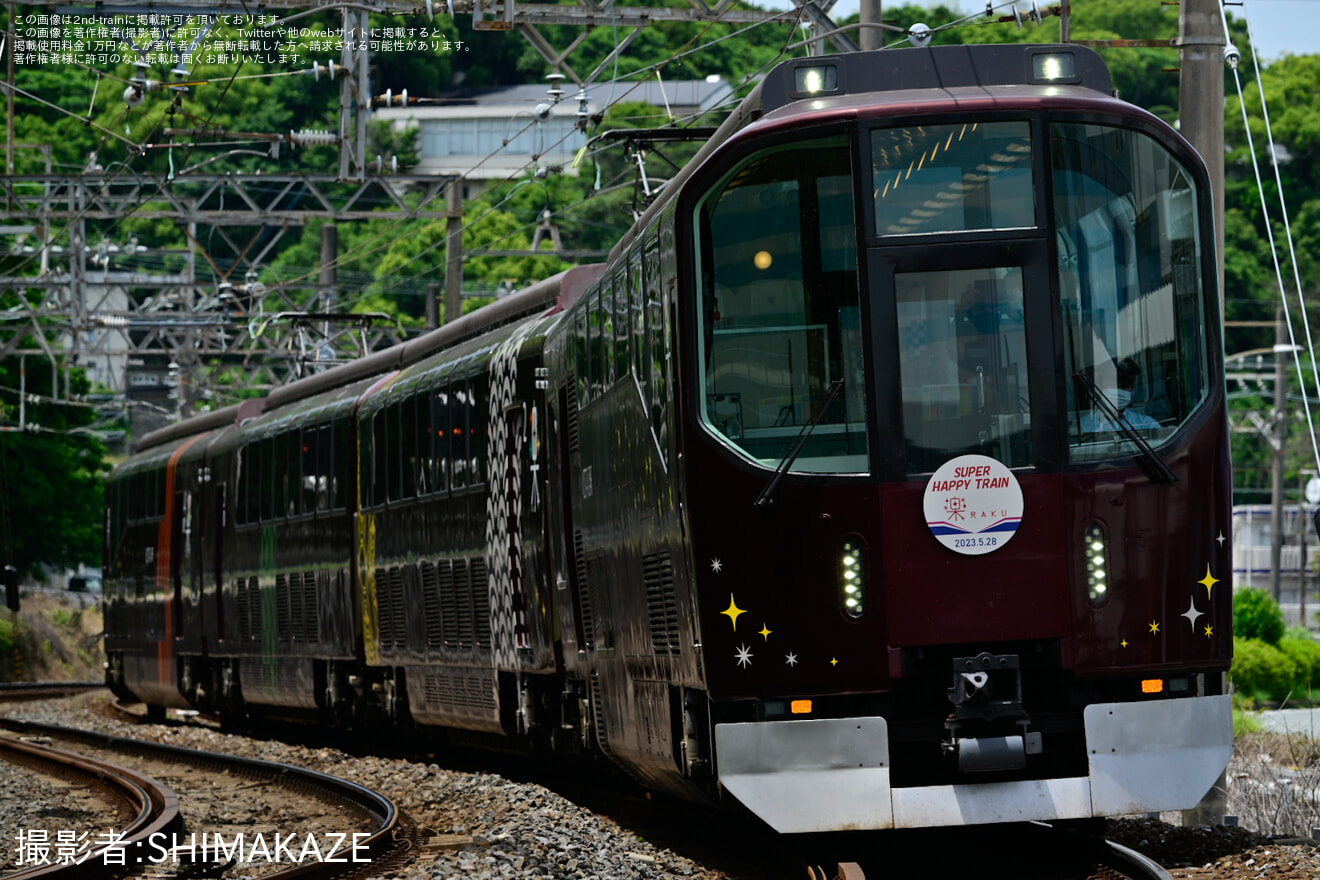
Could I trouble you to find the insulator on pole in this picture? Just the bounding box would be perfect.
[290,129,337,146]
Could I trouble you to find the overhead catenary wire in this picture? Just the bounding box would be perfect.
[1225,7,1320,476]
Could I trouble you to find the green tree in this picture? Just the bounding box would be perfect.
[0,357,109,577]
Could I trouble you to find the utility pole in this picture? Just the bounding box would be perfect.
[860,0,884,51]
[444,182,464,326]
[1178,0,1227,312]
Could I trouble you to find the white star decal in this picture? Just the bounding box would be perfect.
[735,643,753,668]
[1181,595,1204,631]
[711,558,724,573]
[1216,531,1227,547]
[785,652,799,667]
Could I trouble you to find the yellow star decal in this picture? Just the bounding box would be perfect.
[1204,624,1214,637]
[1121,639,1128,648]
[1149,621,1160,634]
[1198,566,1219,597]
[830,657,839,666]
[758,624,772,641]
[721,595,746,630]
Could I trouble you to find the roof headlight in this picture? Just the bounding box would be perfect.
[1033,52,1076,82]
[795,65,838,95]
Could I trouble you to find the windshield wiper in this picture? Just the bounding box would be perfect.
[1074,368,1176,485]
[755,379,845,508]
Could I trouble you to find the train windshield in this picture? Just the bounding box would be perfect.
[871,122,1035,234]
[695,134,868,474]
[1053,123,1209,462]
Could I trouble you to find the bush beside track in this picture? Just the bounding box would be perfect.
[1232,587,1320,706]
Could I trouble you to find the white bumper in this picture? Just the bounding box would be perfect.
[714,694,1233,832]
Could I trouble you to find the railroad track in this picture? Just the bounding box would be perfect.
[5,692,1179,880]
[0,682,105,703]
[0,717,412,880]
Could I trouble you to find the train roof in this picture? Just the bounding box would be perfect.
[133,263,606,454]
[609,43,1115,262]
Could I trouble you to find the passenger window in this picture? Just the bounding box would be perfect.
[897,267,1031,472]
[1053,122,1208,461]
[694,133,867,474]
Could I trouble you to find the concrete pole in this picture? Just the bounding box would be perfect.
[319,224,338,312]
[1179,0,1229,831]
[443,181,463,325]
[860,0,884,52]
[427,282,441,330]
[1178,0,1226,315]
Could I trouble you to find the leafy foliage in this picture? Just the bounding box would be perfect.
[1234,587,1288,645]
[1231,636,1302,703]
[0,358,109,577]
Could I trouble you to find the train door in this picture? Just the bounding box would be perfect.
[868,241,1072,645]
[213,483,226,644]
[171,489,187,642]
[553,383,589,657]
[503,405,530,652]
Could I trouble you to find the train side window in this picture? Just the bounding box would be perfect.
[433,381,451,494]
[694,132,867,474]
[588,291,604,400]
[374,406,393,507]
[630,249,645,386]
[305,423,332,514]
[470,372,487,486]
[601,284,616,390]
[645,230,666,440]
[1053,122,1209,462]
[398,395,418,502]
[614,268,629,384]
[359,417,376,510]
[258,436,275,521]
[452,383,469,489]
[278,430,297,518]
[575,306,590,407]
[417,390,434,497]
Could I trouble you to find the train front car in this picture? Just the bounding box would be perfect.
[681,45,1233,831]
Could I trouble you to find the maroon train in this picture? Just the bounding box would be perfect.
[105,43,1233,832]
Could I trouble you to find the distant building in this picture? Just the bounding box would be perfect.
[373,77,734,197]
[1233,504,1318,627]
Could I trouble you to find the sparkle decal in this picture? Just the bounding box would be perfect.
[1217,531,1227,548]
[1198,566,1219,598]
[1205,624,1214,638]
[785,652,799,667]
[721,595,746,630]
[735,644,753,668]
[710,558,724,573]
[1181,596,1204,631]
[1121,639,1128,648]
[1149,621,1160,634]
[759,624,772,641]
[830,657,839,667]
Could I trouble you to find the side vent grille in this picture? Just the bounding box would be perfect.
[591,671,611,756]
[455,558,475,648]
[439,560,460,648]
[643,551,680,655]
[275,573,292,640]
[564,384,580,455]
[421,561,443,649]
[573,530,593,650]
[471,556,491,651]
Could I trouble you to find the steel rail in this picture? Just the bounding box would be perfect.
[0,733,182,880]
[0,718,411,880]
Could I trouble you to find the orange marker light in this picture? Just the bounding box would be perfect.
[1141,679,1164,694]
[790,700,813,715]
